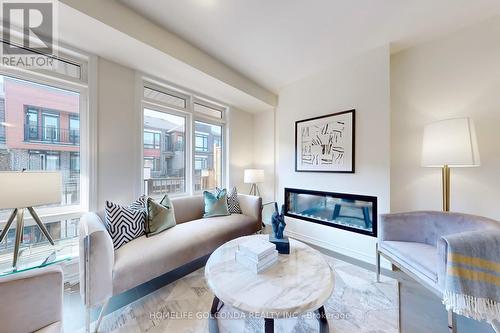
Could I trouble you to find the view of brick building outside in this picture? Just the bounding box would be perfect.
[0,76,80,251]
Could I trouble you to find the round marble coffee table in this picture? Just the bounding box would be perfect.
[205,235,334,333]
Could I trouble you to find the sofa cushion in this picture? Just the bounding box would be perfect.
[112,214,259,295]
[171,195,204,224]
[380,241,438,283]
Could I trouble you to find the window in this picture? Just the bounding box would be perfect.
[143,108,186,196]
[144,130,161,149]
[194,121,223,191]
[70,152,80,173]
[0,42,89,270]
[195,133,209,152]
[144,157,160,171]
[25,107,39,140]
[42,112,60,142]
[28,151,60,171]
[194,101,223,119]
[144,86,187,109]
[194,156,207,170]
[69,116,80,144]
[0,75,83,214]
[142,80,226,195]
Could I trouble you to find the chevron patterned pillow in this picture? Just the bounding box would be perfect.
[105,197,147,249]
[216,187,242,214]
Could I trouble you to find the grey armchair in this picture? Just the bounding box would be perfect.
[376,211,500,332]
[0,265,64,333]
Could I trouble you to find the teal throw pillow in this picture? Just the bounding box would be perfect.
[203,189,230,218]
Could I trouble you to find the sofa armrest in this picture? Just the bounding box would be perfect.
[0,265,63,333]
[238,194,262,226]
[79,212,114,307]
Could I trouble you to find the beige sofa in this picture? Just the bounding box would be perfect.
[79,194,262,332]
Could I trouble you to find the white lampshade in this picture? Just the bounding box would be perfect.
[244,169,264,184]
[0,171,62,209]
[422,118,480,167]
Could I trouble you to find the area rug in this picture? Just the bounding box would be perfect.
[95,256,398,333]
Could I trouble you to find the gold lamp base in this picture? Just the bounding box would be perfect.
[0,207,55,268]
[442,165,450,212]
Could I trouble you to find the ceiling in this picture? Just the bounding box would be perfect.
[118,0,500,93]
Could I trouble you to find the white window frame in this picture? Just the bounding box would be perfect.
[139,76,227,197]
[0,45,95,227]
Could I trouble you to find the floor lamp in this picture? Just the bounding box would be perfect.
[422,118,480,211]
[0,171,62,268]
[244,169,264,196]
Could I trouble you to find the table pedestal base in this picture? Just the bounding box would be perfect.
[209,296,329,333]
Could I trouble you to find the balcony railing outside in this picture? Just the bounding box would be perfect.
[144,177,185,196]
[24,125,80,145]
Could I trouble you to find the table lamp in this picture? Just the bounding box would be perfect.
[0,171,61,267]
[244,169,264,196]
[421,118,480,211]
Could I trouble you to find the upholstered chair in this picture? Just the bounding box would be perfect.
[376,211,500,333]
[0,265,64,333]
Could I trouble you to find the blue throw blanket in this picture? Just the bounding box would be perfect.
[441,229,500,323]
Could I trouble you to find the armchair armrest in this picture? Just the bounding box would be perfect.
[79,212,114,307]
[238,194,262,228]
[0,265,63,333]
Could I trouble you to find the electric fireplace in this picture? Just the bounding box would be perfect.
[284,188,377,237]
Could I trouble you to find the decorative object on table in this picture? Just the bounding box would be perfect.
[105,197,147,249]
[295,109,355,173]
[269,203,290,254]
[203,189,230,217]
[0,171,61,268]
[422,117,480,211]
[244,169,264,196]
[285,187,377,237]
[441,229,500,324]
[235,237,278,273]
[216,187,242,214]
[145,195,176,237]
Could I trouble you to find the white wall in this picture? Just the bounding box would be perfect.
[97,58,140,210]
[227,107,254,192]
[391,16,500,220]
[253,110,275,204]
[96,57,257,210]
[274,46,391,264]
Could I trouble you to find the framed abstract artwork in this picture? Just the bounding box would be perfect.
[295,109,355,173]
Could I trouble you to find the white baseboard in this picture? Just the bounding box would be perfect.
[284,229,392,270]
[285,229,375,264]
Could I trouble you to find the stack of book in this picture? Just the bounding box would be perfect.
[235,238,278,273]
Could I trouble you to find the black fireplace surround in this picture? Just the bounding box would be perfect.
[284,188,377,237]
